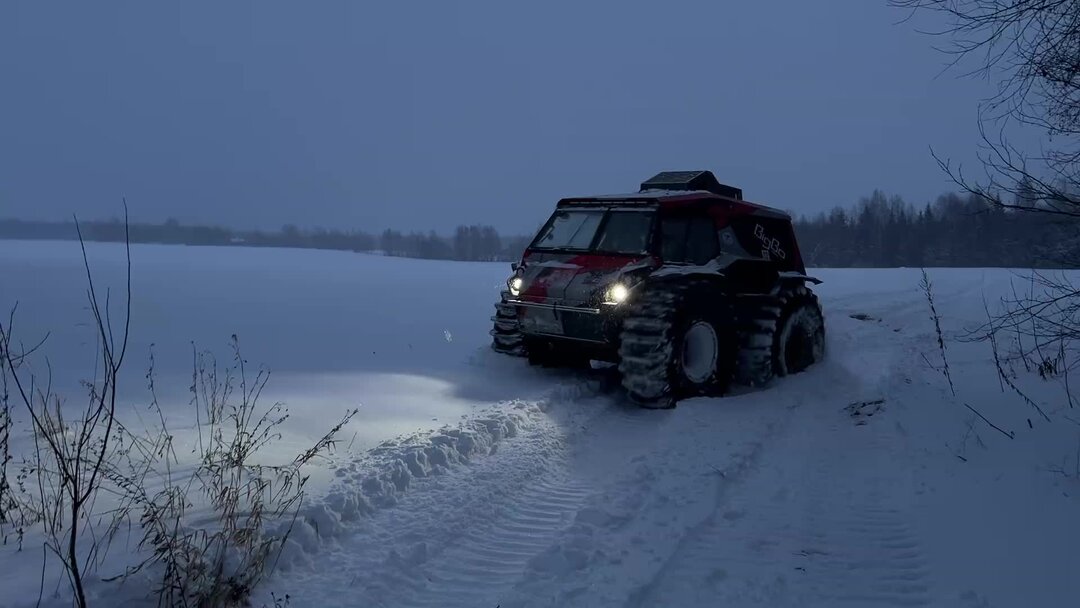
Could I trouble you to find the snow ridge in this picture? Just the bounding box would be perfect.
[272,379,601,570]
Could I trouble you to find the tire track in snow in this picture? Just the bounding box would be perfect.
[802,429,932,607]
[803,335,933,607]
[629,327,933,607]
[379,474,593,608]
[281,442,595,608]
[622,395,810,608]
[382,396,693,608]
[493,388,813,607]
[631,447,930,606]
[269,373,624,608]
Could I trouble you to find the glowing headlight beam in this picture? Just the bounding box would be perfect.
[509,276,523,295]
[606,283,629,304]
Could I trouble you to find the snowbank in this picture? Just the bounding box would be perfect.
[274,380,603,570]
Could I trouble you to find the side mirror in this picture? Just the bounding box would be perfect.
[510,262,519,271]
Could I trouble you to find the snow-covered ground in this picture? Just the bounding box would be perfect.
[2,240,1079,607]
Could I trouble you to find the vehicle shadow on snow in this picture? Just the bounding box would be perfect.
[447,345,847,413]
[443,348,623,403]
[449,348,816,417]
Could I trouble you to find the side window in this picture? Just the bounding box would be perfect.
[660,215,719,264]
[594,211,654,254]
[660,218,688,262]
[685,217,720,264]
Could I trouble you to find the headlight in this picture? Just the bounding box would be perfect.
[509,276,523,296]
[605,282,630,304]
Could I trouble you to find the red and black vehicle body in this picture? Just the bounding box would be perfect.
[491,171,825,407]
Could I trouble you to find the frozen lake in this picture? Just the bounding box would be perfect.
[0,239,563,454]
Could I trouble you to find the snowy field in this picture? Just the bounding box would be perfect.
[2,239,1079,608]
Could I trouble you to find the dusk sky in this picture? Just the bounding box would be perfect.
[0,1,1025,235]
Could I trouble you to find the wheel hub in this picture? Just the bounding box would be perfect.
[786,327,811,370]
[681,321,718,384]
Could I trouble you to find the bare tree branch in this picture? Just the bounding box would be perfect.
[891,0,1080,216]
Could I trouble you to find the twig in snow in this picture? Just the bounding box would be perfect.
[921,269,956,397]
[982,297,1006,393]
[1060,337,1076,409]
[963,403,1015,440]
[1047,439,1080,479]
[994,354,1053,423]
[1009,278,1032,372]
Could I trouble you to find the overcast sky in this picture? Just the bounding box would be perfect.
[0,1,1022,235]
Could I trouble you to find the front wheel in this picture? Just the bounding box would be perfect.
[617,283,734,408]
[490,290,525,356]
[680,320,721,386]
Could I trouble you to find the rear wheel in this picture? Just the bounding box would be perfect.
[617,282,734,408]
[734,284,824,387]
[490,290,525,356]
[775,290,825,377]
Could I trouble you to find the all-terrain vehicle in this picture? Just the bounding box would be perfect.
[491,171,825,408]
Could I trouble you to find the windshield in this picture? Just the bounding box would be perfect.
[531,209,654,254]
[532,210,604,250]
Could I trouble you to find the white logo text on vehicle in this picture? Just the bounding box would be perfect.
[753,224,787,260]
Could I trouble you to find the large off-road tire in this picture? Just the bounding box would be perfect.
[734,284,825,387]
[617,282,735,408]
[490,290,526,356]
[775,289,826,377]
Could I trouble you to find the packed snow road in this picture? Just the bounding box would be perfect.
[3,241,1079,607]
[268,295,931,608]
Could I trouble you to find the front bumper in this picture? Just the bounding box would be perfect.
[507,299,603,315]
[507,298,622,344]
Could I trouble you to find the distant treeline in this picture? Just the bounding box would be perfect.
[795,189,1080,268]
[2,188,1077,268]
[0,217,532,262]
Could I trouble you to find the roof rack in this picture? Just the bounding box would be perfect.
[639,170,743,200]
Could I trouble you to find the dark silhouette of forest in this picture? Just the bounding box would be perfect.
[2,187,1076,268]
[796,187,1079,268]
[0,217,531,262]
